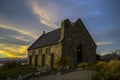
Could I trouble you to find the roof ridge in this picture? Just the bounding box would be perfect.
[44,28,60,35]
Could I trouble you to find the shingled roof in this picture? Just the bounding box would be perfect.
[28,28,61,50]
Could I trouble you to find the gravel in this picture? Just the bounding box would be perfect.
[29,70,95,80]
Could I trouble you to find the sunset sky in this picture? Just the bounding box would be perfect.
[0,0,120,58]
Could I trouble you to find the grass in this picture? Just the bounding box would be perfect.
[0,66,36,79]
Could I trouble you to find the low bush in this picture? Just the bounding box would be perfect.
[77,62,89,69]
[104,60,120,80]
[0,66,36,79]
[2,60,20,69]
[95,61,106,72]
[92,60,120,80]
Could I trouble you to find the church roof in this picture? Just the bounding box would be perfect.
[28,28,61,50]
[28,19,96,50]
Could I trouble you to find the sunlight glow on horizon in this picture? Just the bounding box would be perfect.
[0,45,28,58]
[0,0,119,58]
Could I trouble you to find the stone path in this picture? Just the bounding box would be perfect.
[29,70,95,80]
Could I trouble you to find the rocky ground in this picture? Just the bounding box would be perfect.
[29,70,95,80]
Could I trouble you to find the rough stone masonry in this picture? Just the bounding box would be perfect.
[28,19,96,68]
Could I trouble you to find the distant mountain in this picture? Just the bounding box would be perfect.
[114,50,120,55]
[0,58,27,64]
[101,50,120,61]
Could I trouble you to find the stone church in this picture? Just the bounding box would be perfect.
[28,19,96,68]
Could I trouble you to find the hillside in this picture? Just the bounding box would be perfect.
[0,58,27,64]
[101,50,120,61]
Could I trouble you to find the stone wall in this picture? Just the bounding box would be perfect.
[61,19,96,66]
[28,43,62,68]
[28,19,96,68]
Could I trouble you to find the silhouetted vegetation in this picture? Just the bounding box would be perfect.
[0,60,36,80]
[0,66,36,80]
[2,60,20,69]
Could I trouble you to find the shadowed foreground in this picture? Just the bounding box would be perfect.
[29,70,95,80]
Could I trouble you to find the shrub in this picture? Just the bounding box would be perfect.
[92,60,120,80]
[2,60,19,69]
[95,61,106,72]
[77,62,89,69]
[104,60,120,80]
[0,66,36,79]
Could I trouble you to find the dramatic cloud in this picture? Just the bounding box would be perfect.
[0,24,37,39]
[0,25,34,58]
[29,0,59,28]
[0,0,120,57]
[0,43,28,58]
[96,41,112,46]
[0,26,35,45]
[0,47,27,58]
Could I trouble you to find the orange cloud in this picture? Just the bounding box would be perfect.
[0,50,23,58]
[0,43,28,58]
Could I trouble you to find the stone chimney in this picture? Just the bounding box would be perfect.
[61,19,71,39]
